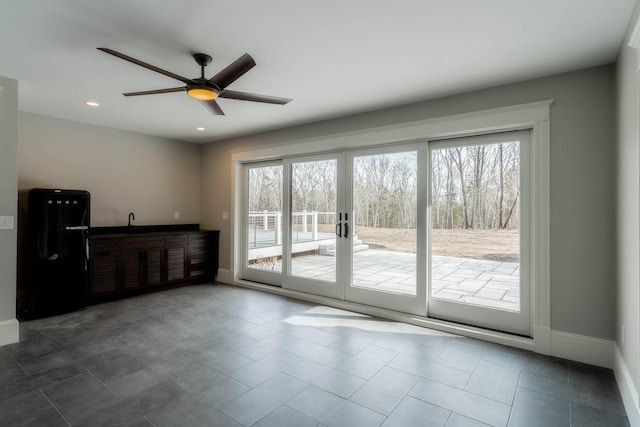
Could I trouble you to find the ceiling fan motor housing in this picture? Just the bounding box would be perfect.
[193,53,212,67]
[188,53,219,99]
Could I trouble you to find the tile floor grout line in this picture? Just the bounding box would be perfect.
[39,387,73,426]
[83,365,125,401]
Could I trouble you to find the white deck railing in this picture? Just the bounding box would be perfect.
[248,211,335,247]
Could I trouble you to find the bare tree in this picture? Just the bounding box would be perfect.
[431,141,520,231]
[248,140,520,235]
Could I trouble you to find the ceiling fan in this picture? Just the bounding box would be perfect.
[97,48,292,116]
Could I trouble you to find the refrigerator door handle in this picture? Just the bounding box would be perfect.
[65,225,89,231]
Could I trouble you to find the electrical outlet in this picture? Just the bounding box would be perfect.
[0,216,14,230]
[173,212,180,220]
[222,212,229,220]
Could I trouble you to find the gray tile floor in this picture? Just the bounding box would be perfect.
[0,284,629,426]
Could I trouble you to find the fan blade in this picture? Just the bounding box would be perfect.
[98,48,194,84]
[220,90,292,105]
[209,53,256,90]
[123,87,186,97]
[201,99,225,115]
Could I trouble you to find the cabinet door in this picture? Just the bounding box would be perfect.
[123,236,164,288]
[145,246,163,287]
[90,239,121,296]
[188,233,210,280]
[165,235,188,283]
[123,249,144,290]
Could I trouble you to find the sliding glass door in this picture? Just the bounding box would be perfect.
[344,144,426,315]
[242,161,283,286]
[241,130,532,335]
[427,131,531,335]
[282,154,343,298]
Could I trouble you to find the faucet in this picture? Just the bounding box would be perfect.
[128,212,135,232]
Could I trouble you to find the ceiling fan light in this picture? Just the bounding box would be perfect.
[187,87,218,101]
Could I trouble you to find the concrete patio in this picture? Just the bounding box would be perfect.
[253,248,521,312]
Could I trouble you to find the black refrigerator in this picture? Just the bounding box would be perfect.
[17,189,90,318]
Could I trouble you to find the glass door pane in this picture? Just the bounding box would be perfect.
[345,145,426,315]
[243,163,283,285]
[283,154,342,298]
[428,131,531,336]
[352,151,417,295]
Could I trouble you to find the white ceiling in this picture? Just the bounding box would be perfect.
[0,0,636,143]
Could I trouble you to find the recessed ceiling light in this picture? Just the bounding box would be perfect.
[84,101,100,107]
[196,127,205,131]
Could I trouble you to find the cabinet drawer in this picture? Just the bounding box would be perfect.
[123,236,164,250]
[90,238,121,253]
[188,234,209,249]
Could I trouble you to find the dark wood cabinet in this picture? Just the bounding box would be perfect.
[89,229,218,302]
[89,238,121,298]
[188,232,211,280]
[123,236,164,290]
[165,234,188,284]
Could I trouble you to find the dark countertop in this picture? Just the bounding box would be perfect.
[90,224,202,238]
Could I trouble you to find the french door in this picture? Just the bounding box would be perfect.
[241,130,531,335]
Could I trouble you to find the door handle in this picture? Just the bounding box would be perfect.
[65,225,89,231]
[343,213,349,238]
[336,223,342,237]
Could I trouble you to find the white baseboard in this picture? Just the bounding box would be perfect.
[533,325,551,356]
[615,345,640,426]
[0,318,19,346]
[550,330,615,368]
[216,268,234,285]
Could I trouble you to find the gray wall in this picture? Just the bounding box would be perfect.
[19,113,202,227]
[202,64,616,340]
[617,0,640,407]
[8,112,201,343]
[0,76,18,344]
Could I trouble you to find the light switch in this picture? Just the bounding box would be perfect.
[0,216,14,230]
[222,212,229,220]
